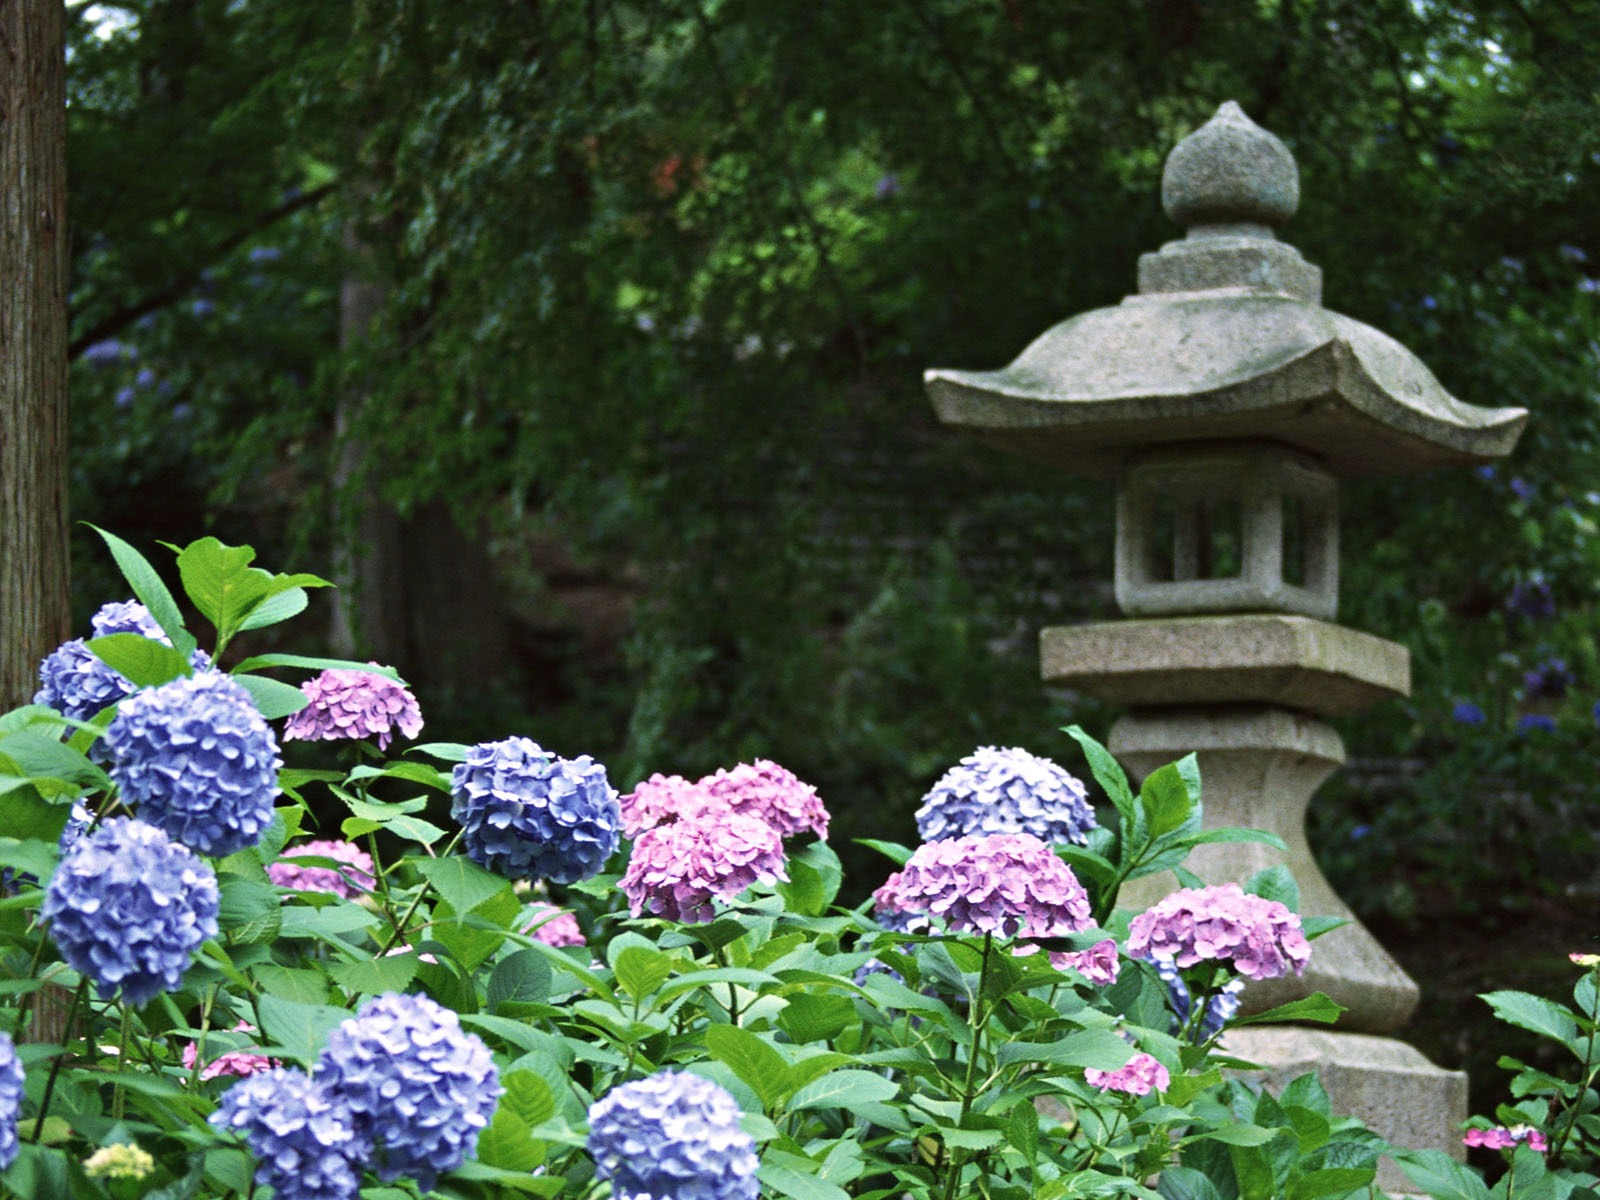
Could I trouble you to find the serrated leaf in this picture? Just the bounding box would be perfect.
[0,838,58,884]
[217,876,282,944]
[237,587,309,632]
[1482,990,1580,1050]
[488,949,553,1011]
[854,838,912,866]
[327,953,418,994]
[994,1028,1136,1072]
[613,945,673,1001]
[1139,761,1194,838]
[1244,865,1300,913]
[758,1161,852,1200]
[177,537,270,631]
[787,1069,897,1110]
[256,994,352,1064]
[232,654,402,680]
[1198,1123,1277,1147]
[501,1069,557,1126]
[1229,993,1345,1028]
[1390,1149,1493,1200]
[706,1024,791,1110]
[414,856,515,915]
[1063,725,1134,817]
[476,1107,543,1173]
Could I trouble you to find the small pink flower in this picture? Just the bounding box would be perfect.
[872,833,1091,940]
[620,774,727,838]
[1464,1125,1548,1153]
[700,759,829,840]
[1127,884,1310,981]
[1085,1052,1169,1096]
[620,813,788,923]
[267,840,376,899]
[281,665,422,751]
[522,903,585,948]
[182,1021,277,1080]
[1051,938,1120,985]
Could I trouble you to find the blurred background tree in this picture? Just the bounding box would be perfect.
[58,0,1600,1105]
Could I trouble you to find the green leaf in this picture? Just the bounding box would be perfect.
[1063,724,1134,818]
[1244,865,1300,913]
[1481,990,1580,1050]
[231,674,310,719]
[854,838,912,866]
[1198,1123,1277,1147]
[216,876,282,944]
[0,838,59,884]
[1139,761,1195,838]
[778,992,857,1044]
[414,856,516,915]
[1182,828,1288,851]
[1009,1100,1040,1168]
[501,1069,558,1127]
[993,1029,1137,1072]
[1288,1167,1377,1200]
[86,525,197,657]
[613,945,673,1001]
[86,634,190,688]
[346,761,449,791]
[256,994,353,1064]
[0,789,74,843]
[787,1069,897,1110]
[1390,1149,1493,1200]
[705,1024,791,1110]
[1159,1165,1225,1200]
[1229,993,1345,1027]
[237,586,310,632]
[488,949,553,1011]
[409,742,473,763]
[937,1126,1005,1150]
[232,654,402,679]
[177,537,269,631]
[758,1161,852,1200]
[475,1108,544,1173]
[328,953,418,995]
[278,902,379,939]
[0,731,110,791]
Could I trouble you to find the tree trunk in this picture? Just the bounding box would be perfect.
[0,0,71,711]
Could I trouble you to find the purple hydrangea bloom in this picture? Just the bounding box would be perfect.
[1507,579,1555,620]
[42,818,219,1005]
[281,666,423,752]
[620,812,788,923]
[915,746,1097,846]
[1523,658,1573,699]
[1155,956,1243,1042]
[620,773,726,838]
[1052,938,1120,985]
[1464,1125,1549,1153]
[314,992,500,1189]
[211,1068,369,1200]
[1126,884,1309,981]
[521,902,585,947]
[184,1020,277,1080]
[1518,713,1558,735]
[587,1072,759,1200]
[451,737,621,884]
[1510,477,1535,501]
[268,841,376,898]
[106,671,281,857]
[1085,1052,1169,1096]
[1451,701,1486,725]
[872,833,1092,940]
[701,759,830,840]
[0,1031,22,1170]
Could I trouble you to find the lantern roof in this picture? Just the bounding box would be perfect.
[924,102,1527,480]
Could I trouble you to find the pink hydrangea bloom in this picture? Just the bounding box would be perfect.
[871,833,1092,939]
[1051,938,1120,985]
[1126,884,1310,981]
[1464,1126,1548,1153]
[1085,1052,1169,1096]
[619,774,727,838]
[267,840,376,899]
[620,813,788,924]
[701,759,829,840]
[522,903,585,948]
[281,665,422,751]
[182,1021,277,1080]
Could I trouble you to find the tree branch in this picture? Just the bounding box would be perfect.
[68,181,340,359]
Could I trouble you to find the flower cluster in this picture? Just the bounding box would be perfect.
[1085,1052,1170,1096]
[105,671,281,857]
[451,737,621,884]
[621,760,830,841]
[1523,657,1574,699]
[268,840,376,899]
[0,1031,22,1171]
[211,1069,370,1200]
[620,773,726,838]
[34,600,184,727]
[282,665,423,751]
[872,833,1092,940]
[701,759,830,839]
[1053,938,1120,986]
[1507,578,1555,621]
[522,902,586,948]
[620,813,788,923]
[1464,1125,1549,1153]
[183,1021,277,1081]
[84,1143,157,1181]
[1126,884,1310,981]
[91,599,167,640]
[915,746,1096,846]
[1156,957,1244,1042]
[587,1071,760,1200]
[314,992,501,1188]
[42,818,219,1004]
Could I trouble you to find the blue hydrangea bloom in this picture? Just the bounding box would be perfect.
[211,1068,369,1200]
[1451,701,1486,726]
[106,671,281,857]
[915,746,1097,846]
[0,1030,23,1170]
[34,638,136,723]
[450,737,621,883]
[588,1072,759,1200]
[42,817,219,1005]
[90,599,166,641]
[1155,957,1243,1043]
[314,992,500,1189]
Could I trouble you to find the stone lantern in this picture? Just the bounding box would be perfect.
[924,101,1526,1187]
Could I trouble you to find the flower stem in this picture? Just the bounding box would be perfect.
[32,977,89,1141]
[942,932,994,1200]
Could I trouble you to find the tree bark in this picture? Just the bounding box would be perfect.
[0,0,71,711]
